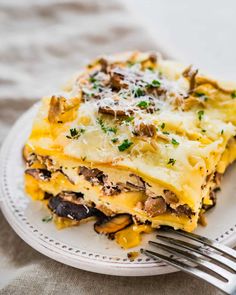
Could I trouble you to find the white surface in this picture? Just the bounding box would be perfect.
[0,104,236,276]
[124,0,236,81]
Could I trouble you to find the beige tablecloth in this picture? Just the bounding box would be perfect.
[0,1,222,294]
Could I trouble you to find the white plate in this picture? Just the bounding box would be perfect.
[0,103,236,276]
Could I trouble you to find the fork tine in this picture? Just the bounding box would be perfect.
[149,240,233,281]
[156,234,236,273]
[141,248,227,293]
[161,228,236,260]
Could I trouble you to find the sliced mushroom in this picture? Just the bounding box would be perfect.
[110,69,129,90]
[176,204,193,218]
[48,95,80,123]
[133,123,156,138]
[22,145,37,166]
[144,196,167,217]
[102,182,122,196]
[126,174,146,191]
[146,86,167,98]
[37,156,55,172]
[213,172,222,187]
[195,76,233,95]
[163,190,179,204]
[125,182,145,191]
[98,106,133,116]
[48,95,67,123]
[78,166,105,185]
[48,196,100,221]
[58,191,84,205]
[98,58,109,73]
[202,189,217,211]
[25,169,51,181]
[148,52,158,63]
[182,65,198,94]
[94,214,133,234]
[44,192,53,200]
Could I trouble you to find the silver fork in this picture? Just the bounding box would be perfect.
[141,228,236,294]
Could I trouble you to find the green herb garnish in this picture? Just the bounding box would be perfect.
[134,88,145,97]
[195,92,205,97]
[231,91,236,98]
[107,127,117,133]
[70,128,78,137]
[97,119,117,134]
[66,128,85,139]
[221,129,224,135]
[167,158,176,166]
[118,139,133,151]
[160,123,165,129]
[162,131,169,135]
[147,67,155,72]
[137,101,149,108]
[111,138,119,143]
[197,110,204,121]
[42,215,53,223]
[89,76,97,83]
[127,61,136,67]
[125,116,134,123]
[202,129,206,133]
[147,79,161,88]
[171,138,179,146]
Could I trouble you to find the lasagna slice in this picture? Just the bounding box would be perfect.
[24,52,236,249]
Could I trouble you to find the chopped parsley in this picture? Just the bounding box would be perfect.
[70,128,78,137]
[147,67,155,72]
[134,87,145,97]
[97,118,106,132]
[97,118,117,134]
[118,139,133,151]
[202,129,206,133]
[195,92,205,97]
[167,158,176,166]
[160,122,165,129]
[66,128,85,139]
[125,116,134,123]
[42,215,53,223]
[111,137,119,143]
[92,83,100,90]
[162,131,169,135]
[231,91,236,98]
[147,79,161,88]
[221,129,224,135]
[171,138,179,146]
[127,61,136,67]
[197,110,204,121]
[89,76,97,83]
[137,101,149,109]
[107,127,117,133]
